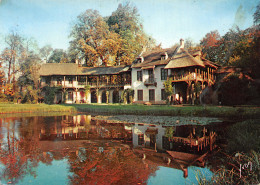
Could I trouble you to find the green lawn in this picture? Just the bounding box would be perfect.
[0,103,76,114]
[0,103,259,119]
[66,103,260,119]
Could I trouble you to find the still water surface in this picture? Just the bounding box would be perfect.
[0,114,224,184]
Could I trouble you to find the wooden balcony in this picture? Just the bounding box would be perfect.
[87,81,130,88]
[144,78,157,87]
[41,81,131,88]
[169,72,215,83]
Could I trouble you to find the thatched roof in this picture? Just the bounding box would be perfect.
[39,63,130,76]
[78,66,129,75]
[131,46,178,68]
[165,49,205,69]
[39,63,79,76]
[132,46,218,70]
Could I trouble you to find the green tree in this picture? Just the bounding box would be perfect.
[107,3,155,65]
[40,45,53,63]
[200,30,221,64]
[17,53,41,103]
[70,9,120,67]
[42,86,61,104]
[163,78,173,104]
[219,73,256,105]
[48,49,68,63]
[84,85,91,103]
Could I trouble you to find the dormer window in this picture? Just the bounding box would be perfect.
[137,56,144,63]
[161,52,168,60]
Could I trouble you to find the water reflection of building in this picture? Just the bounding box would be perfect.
[132,123,217,153]
[39,115,132,141]
[132,124,165,151]
[132,123,217,178]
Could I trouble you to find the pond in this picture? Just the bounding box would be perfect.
[0,114,231,185]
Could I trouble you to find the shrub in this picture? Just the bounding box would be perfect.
[219,73,257,105]
[42,86,61,104]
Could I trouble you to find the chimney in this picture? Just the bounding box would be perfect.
[180,39,184,49]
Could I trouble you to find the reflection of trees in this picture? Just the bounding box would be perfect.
[68,142,158,185]
[0,118,39,183]
[0,115,156,184]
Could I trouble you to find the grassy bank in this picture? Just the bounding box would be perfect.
[0,103,259,119]
[0,103,76,114]
[67,104,260,119]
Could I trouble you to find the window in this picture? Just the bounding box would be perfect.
[137,90,143,101]
[138,134,144,145]
[137,71,142,81]
[149,89,155,101]
[67,76,73,84]
[161,68,168,80]
[161,89,166,100]
[46,77,51,85]
[57,77,62,85]
[148,69,154,81]
[162,136,171,150]
[68,92,73,101]
[78,76,86,85]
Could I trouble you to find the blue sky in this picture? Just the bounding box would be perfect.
[0,0,258,50]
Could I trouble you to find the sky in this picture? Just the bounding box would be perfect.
[0,0,258,51]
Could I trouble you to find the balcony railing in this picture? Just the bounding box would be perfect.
[87,81,130,87]
[169,72,214,82]
[78,82,87,86]
[144,78,157,86]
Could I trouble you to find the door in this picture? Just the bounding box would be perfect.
[150,134,156,147]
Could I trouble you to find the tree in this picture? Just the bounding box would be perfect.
[107,3,155,65]
[0,61,5,99]
[69,5,155,67]
[219,73,256,105]
[254,2,260,25]
[200,30,221,64]
[84,85,91,103]
[48,49,68,63]
[40,45,53,63]
[164,78,173,104]
[70,9,119,66]
[17,53,41,103]
[3,31,24,84]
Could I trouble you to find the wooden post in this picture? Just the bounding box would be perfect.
[183,168,188,178]
[76,89,78,103]
[210,132,212,151]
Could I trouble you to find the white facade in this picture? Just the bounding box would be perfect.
[131,65,167,104]
[132,124,165,150]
